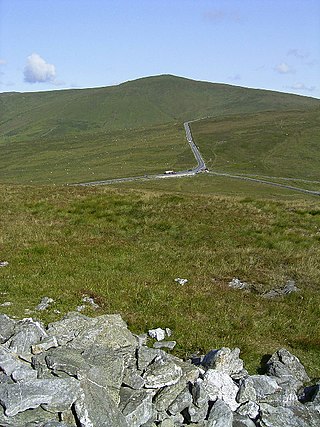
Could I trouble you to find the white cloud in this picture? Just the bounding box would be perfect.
[274,62,295,74]
[24,53,56,83]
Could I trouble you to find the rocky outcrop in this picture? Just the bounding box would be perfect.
[0,312,319,426]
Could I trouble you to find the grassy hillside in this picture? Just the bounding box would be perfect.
[1,75,319,138]
[190,108,320,183]
[1,183,320,376]
[1,75,319,185]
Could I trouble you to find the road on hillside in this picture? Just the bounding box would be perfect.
[74,121,207,187]
[73,120,320,197]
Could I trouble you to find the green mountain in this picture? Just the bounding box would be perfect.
[1,74,319,139]
[0,75,319,185]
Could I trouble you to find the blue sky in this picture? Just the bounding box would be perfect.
[0,0,319,98]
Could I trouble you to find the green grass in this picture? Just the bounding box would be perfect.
[1,183,320,377]
[0,123,195,184]
[191,108,320,183]
[1,75,319,185]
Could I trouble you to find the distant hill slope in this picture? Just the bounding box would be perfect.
[1,74,319,140]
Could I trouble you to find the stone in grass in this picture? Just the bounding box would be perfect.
[148,328,166,341]
[36,297,55,311]
[0,261,9,267]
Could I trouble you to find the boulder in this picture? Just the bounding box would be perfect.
[207,398,233,427]
[143,355,183,389]
[203,369,239,411]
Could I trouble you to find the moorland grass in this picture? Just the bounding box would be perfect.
[191,108,320,183]
[1,183,320,377]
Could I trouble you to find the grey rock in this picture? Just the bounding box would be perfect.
[31,336,59,354]
[188,401,209,423]
[202,347,244,377]
[0,261,9,267]
[165,328,172,337]
[237,375,280,404]
[119,388,153,427]
[203,369,239,411]
[148,327,166,341]
[45,347,87,378]
[143,355,183,389]
[123,366,145,389]
[154,377,190,412]
[134,333,148,347]
[259,402,320,427]
[5,318,47,357]
[232,413,256,427]
[0,377,80,416]
[81,296,99,309]
[167,388,193,415]
[266,348,309,389]
[0,346,34,377]
[82,345,125,404]
[207,398,233,427]
[36,297,55,311]
[228,278,249,290]
[74,379,128,427]
[236,400,260,419]
[153,341,177,350]
[263,280,300,299]
[0,314,16,344]
[0,406,57,427]
[137,346,164,371]
[0,371,14,384]
[10,364,38,382]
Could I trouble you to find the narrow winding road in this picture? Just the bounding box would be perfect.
[74,120,320,197]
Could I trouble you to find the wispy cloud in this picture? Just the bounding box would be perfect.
[203,9,242,24]
[287,49,309,59]
[287,82,316,92]
[23,53,56,83]
[274,62,295,74]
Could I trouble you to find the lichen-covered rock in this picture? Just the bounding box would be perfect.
[259,402,320,427]
[0,377,80,416]
[0,314,16,344]
[143,355,183,389]
[203,369,239,411]
[237,375,281,404]
[5,318,47,357]
[202,347,244,378]
[119,387,153,427]
[207,398,233,426]
[74,379,128,427]
[266,348,309,390]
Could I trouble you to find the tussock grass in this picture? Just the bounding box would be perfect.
[1,184,320,376]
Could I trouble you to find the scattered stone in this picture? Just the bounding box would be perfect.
[262,280,300,299]
[148,327,166,341]
[82,295,99,309]
[0,301,12,307]
[229,277,250,290]
[36,296,55,311]
[153,341,176,350]
[174,277,188,285]
[0,261,9,267]
[165,327,172,337]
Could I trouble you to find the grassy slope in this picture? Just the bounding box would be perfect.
[190,108,320,183]
[1,75,319,184]
[0,183,320,376]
